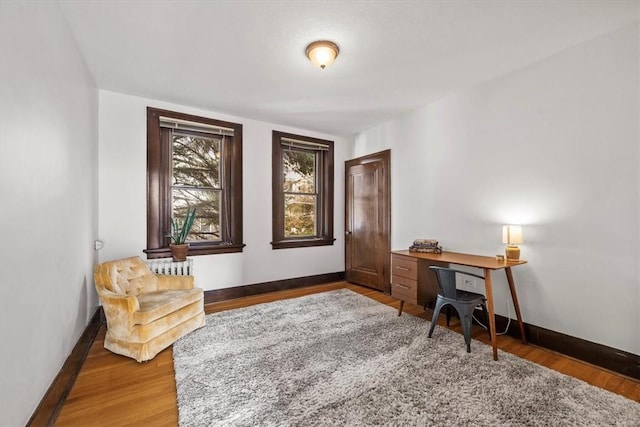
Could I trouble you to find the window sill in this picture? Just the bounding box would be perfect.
[271,238,335,250]
[144,243,245,259]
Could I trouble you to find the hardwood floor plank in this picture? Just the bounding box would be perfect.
[562,360,597,384]
[630,382,640,402]
[54,282,639,425]
[549,354,571,372]
[591,370,615,389]
[619,379,640,402]
[603,374,626,394]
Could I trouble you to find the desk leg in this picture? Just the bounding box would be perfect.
[505,267,527,345]
[484,268,498,361]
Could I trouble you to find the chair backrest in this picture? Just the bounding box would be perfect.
[95,256,158,296]
[429,266,458,298]
[429,266,485,299]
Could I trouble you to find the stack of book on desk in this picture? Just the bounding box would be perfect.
[409,239,442,254]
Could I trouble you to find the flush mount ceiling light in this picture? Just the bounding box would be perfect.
[305,40,339,70]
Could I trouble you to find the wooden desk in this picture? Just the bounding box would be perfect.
[391,250,528,360]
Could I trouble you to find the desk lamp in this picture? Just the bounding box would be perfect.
[502,225,523,261]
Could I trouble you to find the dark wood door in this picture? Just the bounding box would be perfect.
[345,150,390,292]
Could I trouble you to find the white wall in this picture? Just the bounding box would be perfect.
[355,24,640,355]
[0,2,99,426]
[98,91,353,289]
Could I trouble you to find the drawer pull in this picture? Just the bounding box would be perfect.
[396,266,410,271]
[395,283,409,289]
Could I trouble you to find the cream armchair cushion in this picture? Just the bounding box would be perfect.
[94,256,205,362]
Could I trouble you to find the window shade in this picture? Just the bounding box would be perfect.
[281,137,330,151]
[160,116,235,136]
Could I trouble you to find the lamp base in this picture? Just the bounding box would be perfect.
[505,245,520,261]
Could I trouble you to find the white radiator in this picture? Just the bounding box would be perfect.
[146,258,193,276]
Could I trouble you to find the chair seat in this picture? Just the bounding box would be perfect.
[439,289,485,304]
[134,288,203,325]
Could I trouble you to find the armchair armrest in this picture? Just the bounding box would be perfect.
[98,292,140,334]
[156,274,194,290]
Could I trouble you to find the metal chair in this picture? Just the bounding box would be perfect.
[428,266,490,352]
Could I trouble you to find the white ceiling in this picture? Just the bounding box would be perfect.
[59,0,638,136]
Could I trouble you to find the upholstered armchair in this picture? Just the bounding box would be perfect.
[94,256,205,362]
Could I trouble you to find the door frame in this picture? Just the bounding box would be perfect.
[345,149,391,292]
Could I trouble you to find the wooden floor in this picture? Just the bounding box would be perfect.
[55,282,640,425]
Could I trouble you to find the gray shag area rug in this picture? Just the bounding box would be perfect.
[173,289,639,426]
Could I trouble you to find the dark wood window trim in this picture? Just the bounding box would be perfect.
[145,107,244,259]
[271,130,334,250]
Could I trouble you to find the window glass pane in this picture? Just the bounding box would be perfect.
[173,133,221,188]
[284,194,316,237]
[173,188,221,241]
[283,149,315,193]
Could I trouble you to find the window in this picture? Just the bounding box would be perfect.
[272,131,334,249]
[145,107,243,258]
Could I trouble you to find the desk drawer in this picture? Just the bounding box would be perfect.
[392,255,417,280]
[392,282,418,305]
[391,275,418,304]
[392,275,417,291]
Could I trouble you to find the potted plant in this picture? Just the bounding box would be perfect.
[167,207,196,261]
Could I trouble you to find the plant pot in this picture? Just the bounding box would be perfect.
[169,244,189,262]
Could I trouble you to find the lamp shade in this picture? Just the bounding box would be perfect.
[305,40,339,69]
[502,225,523,245]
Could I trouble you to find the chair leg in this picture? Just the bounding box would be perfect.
[445,306,452,326]
[428,298,445,338]
[459,306,476,353]
[462,315,473,353]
